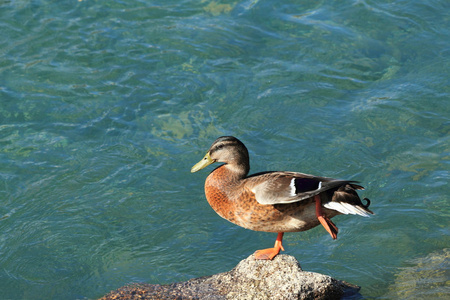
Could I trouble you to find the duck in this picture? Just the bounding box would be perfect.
[191,136,373,260]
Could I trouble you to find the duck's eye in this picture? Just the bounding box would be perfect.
[216,144,224,150]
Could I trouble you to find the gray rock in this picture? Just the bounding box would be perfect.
[99,254,360,300]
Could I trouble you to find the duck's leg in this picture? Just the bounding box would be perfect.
[315,195,338,239]
[254,232,285,260]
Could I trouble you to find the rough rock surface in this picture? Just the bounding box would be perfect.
[99,254,360,300]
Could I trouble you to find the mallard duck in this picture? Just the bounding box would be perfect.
[191,136,373,260]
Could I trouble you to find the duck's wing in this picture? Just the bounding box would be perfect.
[248,171,360,205]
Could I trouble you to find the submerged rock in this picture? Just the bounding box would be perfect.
[386,248,449,299]
[99,254,360,300]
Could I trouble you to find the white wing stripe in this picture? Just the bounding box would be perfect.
[289,178,296,196]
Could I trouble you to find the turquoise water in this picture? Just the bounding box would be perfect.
[0,0,449,299]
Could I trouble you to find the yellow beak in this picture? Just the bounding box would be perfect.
[191,152,215,173]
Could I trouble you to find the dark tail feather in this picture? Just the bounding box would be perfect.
[361,197,374,214]
[349,182,365,190]
[328,184,374,216]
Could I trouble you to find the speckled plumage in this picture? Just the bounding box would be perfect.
[191,136,373,259]
[204,166,323,233]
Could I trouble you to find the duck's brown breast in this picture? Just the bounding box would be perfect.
[204,166,323,232]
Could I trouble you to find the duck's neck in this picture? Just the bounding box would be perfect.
[207,163,247,187]
[204,164,245,220]
[205,163,247,200]
[223,162,249,180]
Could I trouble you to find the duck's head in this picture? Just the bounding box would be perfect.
[191,136,250,176]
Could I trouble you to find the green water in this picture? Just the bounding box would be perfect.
[0,0,449,299]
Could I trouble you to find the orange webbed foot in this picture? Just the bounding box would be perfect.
[254,247,281,260]
[315,195,339,239]
[317,215,338,239]
[254,232,285,260]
